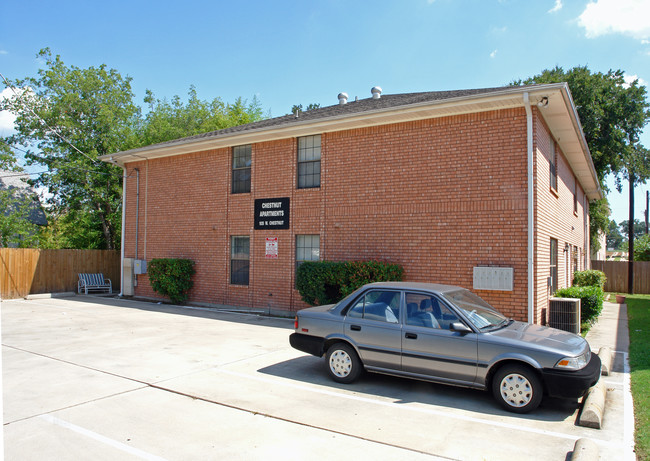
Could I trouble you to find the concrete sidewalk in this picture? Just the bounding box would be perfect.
[583,300,635,460]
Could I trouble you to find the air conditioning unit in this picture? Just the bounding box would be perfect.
[548,298,581,334]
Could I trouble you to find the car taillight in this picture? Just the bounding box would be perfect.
[294,316,298,329]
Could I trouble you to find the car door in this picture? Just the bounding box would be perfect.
[401,291,478,385]
[343,289,402,371]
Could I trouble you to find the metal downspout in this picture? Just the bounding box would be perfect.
[109,159,127,297]
[134,168,140,287]
[524,93,534,324]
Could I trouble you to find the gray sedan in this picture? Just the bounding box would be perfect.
[289,281,601,413]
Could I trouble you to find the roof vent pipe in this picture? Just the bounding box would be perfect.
[371,86,382,99]
[338,92,348,105]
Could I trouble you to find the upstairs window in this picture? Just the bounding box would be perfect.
[573,176,578,213]
[232,145,251,193]
[549,141,558,191]
[298,135,321,188]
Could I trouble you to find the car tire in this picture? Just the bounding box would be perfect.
[492,364,543,413]
[326,343,362,384]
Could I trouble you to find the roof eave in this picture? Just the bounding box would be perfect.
[99,86,546,165]
[99,84,602,201]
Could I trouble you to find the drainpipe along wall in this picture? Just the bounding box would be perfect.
[134,168,140,287]
[524,93,534,324]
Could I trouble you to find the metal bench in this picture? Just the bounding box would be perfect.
[78,273,112,295]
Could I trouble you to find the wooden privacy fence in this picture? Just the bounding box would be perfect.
[0,249,120,299]
[591,260,650,294]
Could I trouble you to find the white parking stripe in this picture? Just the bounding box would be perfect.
[215,367,619,448]
[39,414,168,461]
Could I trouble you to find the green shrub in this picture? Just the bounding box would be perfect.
[554,285,604,325]
[635,234,650,261]
[572,269,607,289]
[296,260,404,306]
[148,258,195,304]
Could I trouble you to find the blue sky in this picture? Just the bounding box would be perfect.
[1,0,650,226]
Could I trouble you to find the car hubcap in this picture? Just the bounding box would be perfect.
[329,350,352,377]
[500,373,533,408]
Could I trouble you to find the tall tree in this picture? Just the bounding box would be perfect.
[606,220,624,250]
[0,187,42,247]
[139,86,265,146]
[514,66,650,185]
[619,219,647,241]
[1,49,268,250]
[291,103,321,115]
[514,67,650,287]
[1,48,137,249]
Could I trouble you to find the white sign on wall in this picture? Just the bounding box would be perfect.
[265,237,278,259]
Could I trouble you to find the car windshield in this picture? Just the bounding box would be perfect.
[329,290,359,312]
[442,289,507,330]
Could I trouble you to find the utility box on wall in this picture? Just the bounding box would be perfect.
[134,259,147,275]
[473,267,514,291]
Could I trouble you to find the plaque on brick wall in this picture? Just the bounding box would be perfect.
[254,197,290,230]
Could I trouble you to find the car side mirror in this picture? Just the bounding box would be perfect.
[450,322,473,334]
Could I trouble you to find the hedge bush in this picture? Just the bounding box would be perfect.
[572,270,607,289]
[554,285,604,325]
[635,234,650,261]
[148,258,195,304]
[296,260,404,306]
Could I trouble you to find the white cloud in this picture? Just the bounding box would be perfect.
[623,73,648,88]
[0,87,18,136]
[548,0,563,13]
[578,0,650,40]
[490,49,498,58]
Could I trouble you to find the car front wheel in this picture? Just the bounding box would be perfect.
[492,364,543,413]
[326,343,362,384]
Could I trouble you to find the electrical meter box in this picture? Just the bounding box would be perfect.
[134,259,147,275]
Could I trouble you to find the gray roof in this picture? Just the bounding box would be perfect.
[100,83,602,200]
[151,86,513,149]
[0,170,48,226]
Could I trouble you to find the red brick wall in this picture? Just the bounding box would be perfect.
[122,106,587,322]
[533,113,589,325]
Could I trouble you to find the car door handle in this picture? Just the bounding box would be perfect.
[350,325,361,331]
[405,332,418,339]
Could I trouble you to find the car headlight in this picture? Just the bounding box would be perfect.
[555,351,589,370]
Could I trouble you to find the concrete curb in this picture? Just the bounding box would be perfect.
[578,380,607,429]
[598,347,612,376]
[569,438,599,461]
[25,292,76,300]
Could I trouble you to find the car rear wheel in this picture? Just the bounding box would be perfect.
[326,343,362,384]
[492,364,543,413]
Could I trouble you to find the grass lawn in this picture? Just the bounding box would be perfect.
[626,294,650,460]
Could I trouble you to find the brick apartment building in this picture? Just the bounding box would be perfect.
[101,83,602,324]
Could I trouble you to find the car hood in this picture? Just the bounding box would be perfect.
[489,321,588,355]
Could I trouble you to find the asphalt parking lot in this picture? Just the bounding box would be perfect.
[2,295,634,460]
